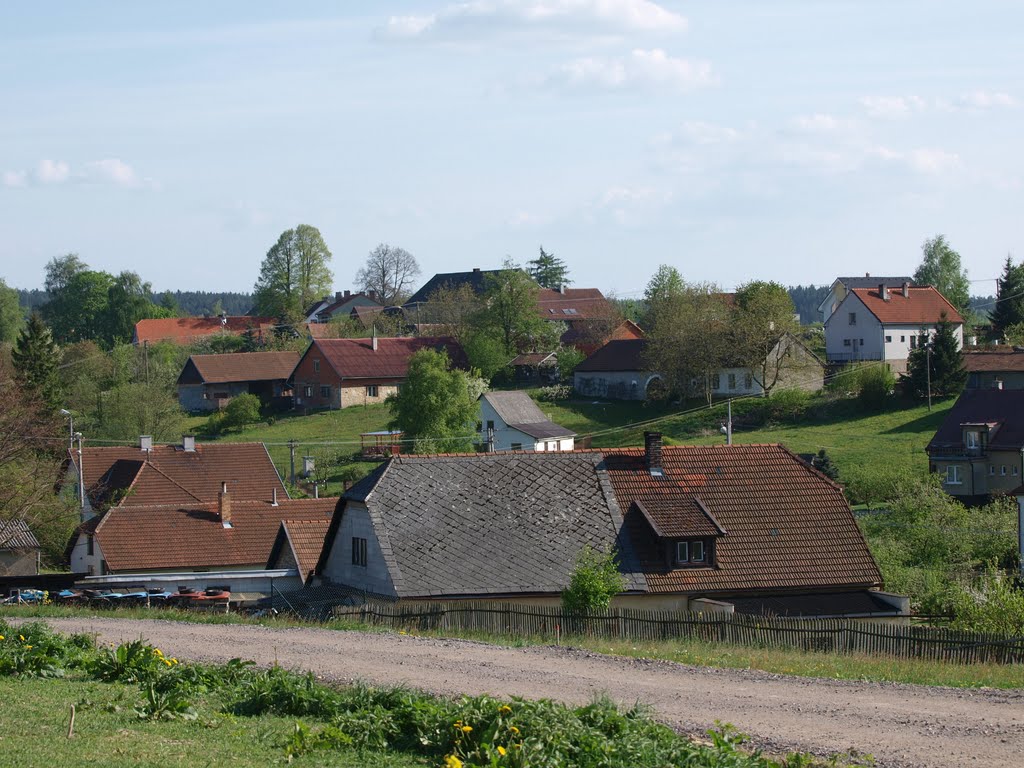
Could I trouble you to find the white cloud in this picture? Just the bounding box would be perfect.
[867,145,961,175]
[36,158,71,184]
[84,158,144,187]
[379,0,686,41]
[1,157,156,189]
[791,113,856,134]
[556,48,713,90]
[860,95,925,119]
[673,121,742,145]
[957,90,1016,109]
[2,170,27,188]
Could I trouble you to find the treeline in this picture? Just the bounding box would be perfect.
[158,290,252,316]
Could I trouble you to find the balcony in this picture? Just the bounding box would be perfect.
[825,351,884,363]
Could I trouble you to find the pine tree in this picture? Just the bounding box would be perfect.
[989,254,1024,338]
[812,449,840,481]
[11,312,63,410]
[902,313,966,399]
[527,246,571,289]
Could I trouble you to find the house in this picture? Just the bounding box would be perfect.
[818,275,915,323]
[562,318,645,357]
[0,519,41,577]
[314,436,902,617]
[823,283,963,373]
[291,335,465,410]
[267,518,333,585]
[926,389,1024,501]
[176,351,299,412]
[509,352,559,384]
[304,290,383,324]
[133,316,276,346]
[574,336,821,401]
[963,348,1024,390]
[479,391,575,451]
[403,267,502,310]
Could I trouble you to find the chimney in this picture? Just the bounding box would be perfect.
[336,291,343,301]
[371,324,378,351]
[139,435,153,452]
[559,284,567,294]
[473,267,481,273]
[879,283,889,301]
[996,379,1004,390]
[343,289,350,299]
[865,272,870,278]
[644,431,663,477]
[182,435,196,452]
[902,281,910,298]
[218,481,232,527]
[271,487,279,506]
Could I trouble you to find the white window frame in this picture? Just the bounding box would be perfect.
[1001,465,1007,476]
[676,541,689,564]
[966,431,979,449]
[945,465,962,485]
[313,359,320,373]
[366,385,378,397]
[690,540,705,563]
[303,385,313,398]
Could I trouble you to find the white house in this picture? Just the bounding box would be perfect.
[818,275,914,324]
[478,391,575,452]
[824,283,963,373]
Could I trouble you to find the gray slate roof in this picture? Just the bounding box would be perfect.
[0,519,40,551]
[481,391,575,440]
[836,276,914,290]
[340,453,645,598]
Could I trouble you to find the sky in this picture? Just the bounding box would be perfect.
[2,1,1022,299]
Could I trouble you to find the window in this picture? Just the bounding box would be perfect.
[303,386,313,398]
[366,385,378,397]
[313,359,320,373]
[990,465,995,476]
[510,442,522,450]
[900,335,905,342]
[728,373,737,390]
[744,373,753,389]
[320,385,331,398]
[546,441,556,451]
[965,431,979,449]
[87,534,94,556]
[848,312,857,326]
[486,420,494,431]
[690,540,705,562]
[910,336,916,350]
[1014,466,1019,476]
[675,539,709,565]
[843,339,851,347]
[1001,465,1007,476]
[859,339,864,346]
[711,374,721,390]
[676,541,688,563]
[945,465,962,485]
[351,537,367,567]
[885,335,892,343]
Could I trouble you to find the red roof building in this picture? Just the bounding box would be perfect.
[133,316,276,345]
[177,351,299,412]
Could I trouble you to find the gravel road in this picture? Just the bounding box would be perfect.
[36,617,1024,768]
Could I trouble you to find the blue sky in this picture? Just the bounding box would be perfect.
[2,1,1022,298]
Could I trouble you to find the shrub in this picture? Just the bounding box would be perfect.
[562,546,626,614]
[536,384,572,402]
[855,364,895,409]
[223,393,262,431]
[951,566,1024,634]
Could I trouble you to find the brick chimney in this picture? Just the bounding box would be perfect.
[472,267,481,274]
[644,431,663,477]
[902,281,911,298]
[218,482,232,528]
[879,283,889,301]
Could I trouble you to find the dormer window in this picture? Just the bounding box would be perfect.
[965,431,979,449]
[675,538,711,566]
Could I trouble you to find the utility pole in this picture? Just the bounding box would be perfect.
[75,432,85,518]
[926,340,932,412]
[288,439,297,485]
[726,400,733,445]
[143,340,150,385]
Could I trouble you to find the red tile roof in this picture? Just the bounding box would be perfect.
[849,287,963,325]
[599,443,882,595]
[536,288,610,320]
[309,336,466,380]
[134,317,275,345]
[575,338,649,372]
[78,443,286,509]
[275,518,332,577]
[181,351,299,384]
[963,349,1024,373]
[94,498,335,572]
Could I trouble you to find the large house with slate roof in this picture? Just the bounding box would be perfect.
[314,435,905,617]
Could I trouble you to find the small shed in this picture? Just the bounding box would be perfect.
[509,352,559,384]
[0,519,41,577]
[360,431,403,459]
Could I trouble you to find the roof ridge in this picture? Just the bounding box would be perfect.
[135,462,205,505]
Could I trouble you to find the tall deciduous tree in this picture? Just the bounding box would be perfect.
[42,255,115,344]
[0,277,23,344]
[103,270,169,346]
[387,348,476,453]
[902,313,967,398]
[641,264,684,328]
[356,243,421,306]
[914,235,971,319]
[527,246,571,289]
[732,281,801,396]
[253,224,334,322]
[478,260,552,355]
[11,312,63,410]
[989,254,1024,338]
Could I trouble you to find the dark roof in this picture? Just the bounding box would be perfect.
[963,348,1024,373]
[574,338,649,372]
[322,453,645,598]
[836,276,914,290]
[305,337,466,380]
[77,443,287,509]
[405,268,504,306]
[0,519,40,550]
[601,443,882,595]
[94,498,335,572]
[927,389,1024,451]
[724,590,901,617]
[846,286,963,325]
[178,351,299,385]
[482,391,575,440]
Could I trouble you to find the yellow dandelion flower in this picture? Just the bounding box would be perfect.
[497,746,507,756]
[162,658,172,666]
[170,658,178,665]
[509,726,520,735]
[461,725,473,733]
[24,645,33,650]
[19,635,25,642]
[498,705,512,714]
[444,755,463,768]
[154,648,163,657]
[0,635,5,641]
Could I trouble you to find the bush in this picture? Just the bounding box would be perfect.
[223,393,262,431]
[855,364,895,409]
[951,566,1024,634]
[536,384,572,402]
[562,546,626,614]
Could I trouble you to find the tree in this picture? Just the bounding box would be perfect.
[914,235,971,319]
[902,314,967,398]
[253,225,334,322]
[94,381,186,441]
[11,312,62,411]
[557,346,586,381]
[0,277,23,344]
[42,258,115,344]
[989,255,1024,338]
[477,260,551,355]
[561,546,625,613]
[417,283,482,341]
[732,281,801,396]
[387,348,477,453]
[811,449,839,481]
[222,393,262,431]
[356,243,421,306]
[527,246,571,289]
[463,331,509,381]
[103,270,169,346]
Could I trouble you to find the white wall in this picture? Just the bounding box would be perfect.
[69,533,104,576]
[319,502,398,596]
[479,398,574,451]
[825,293,884,362]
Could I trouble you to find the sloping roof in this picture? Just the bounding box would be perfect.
[404,268,504,306]
[318,292,381,317]
[510,352,557,366]
[837,276,914,290]
[0,519,40,550]
[134,317,275,345]
[304,323,337,339]
[325,453,645,598]
[309,336,466,380]
[77,443,287,509]
[848,286,963,325]
[180,351,299,385]
[574,338,649,373]
[481,391,575,439]
[351,305,388,327]
[927,389,1024,451]
[535,288,610,321]
[600,443,882,595]
[94,498,334,572]
[963,349,1024,373]
[271,518,332,577]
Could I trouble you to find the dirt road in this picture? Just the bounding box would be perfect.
[38,617,1024,767]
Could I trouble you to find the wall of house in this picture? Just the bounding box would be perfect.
[968,371,1024,390]
[292,346,341,410]
[0,550,38,577]
[710,368,761,397]
[76,571,305,596]
[880,324,963,371]
[319,502,398,596]
[931,450,1022,498]
[339,382,398,408]
[394,593,690,610]
[574,371,656,401]
[824,294,884,363]
[178,382,251,413]
[69,533,104,577]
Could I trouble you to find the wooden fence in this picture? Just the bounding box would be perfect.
[332,600,1024,664]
